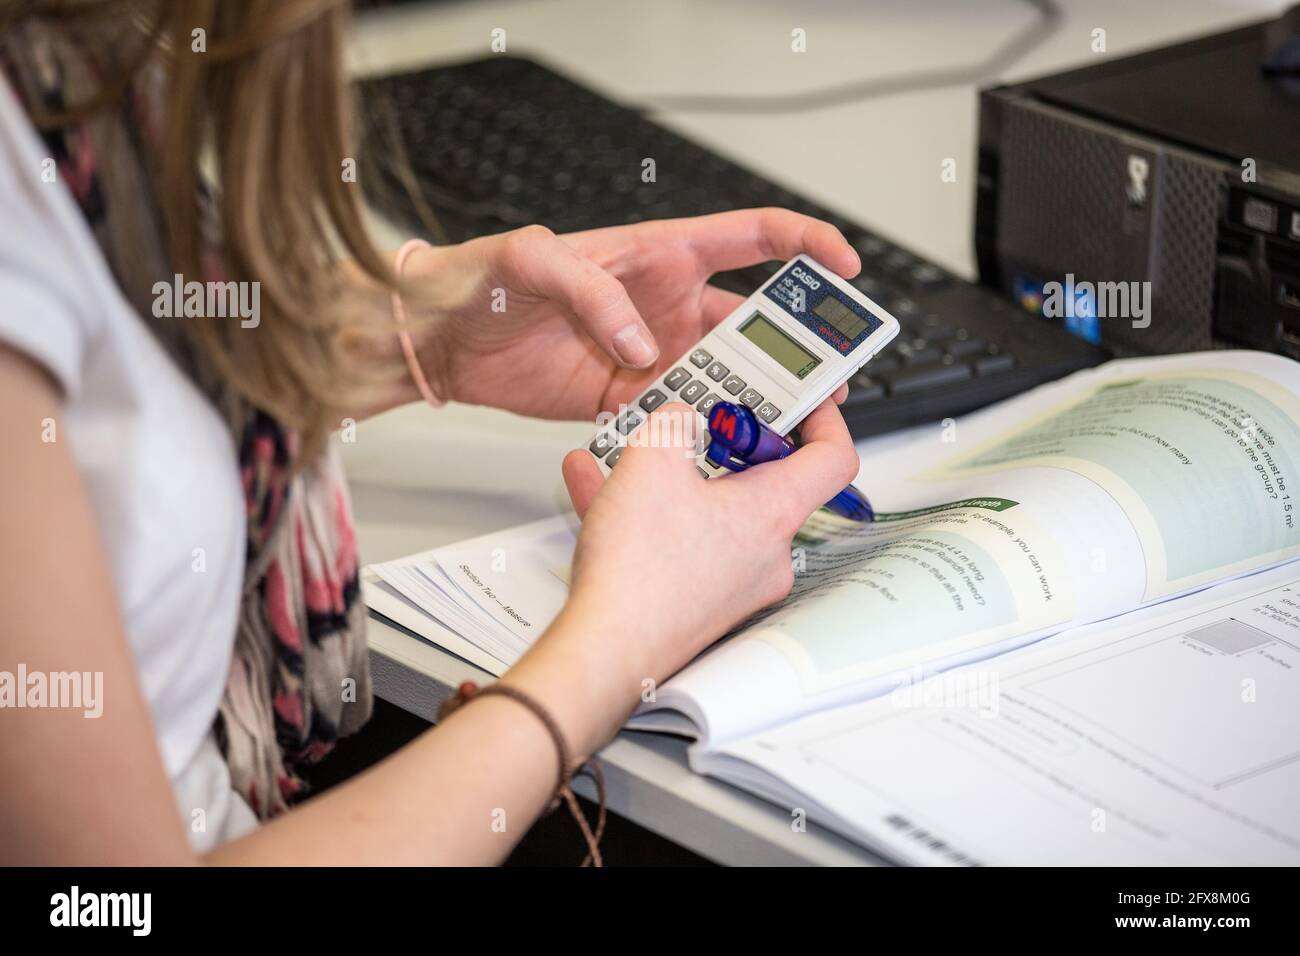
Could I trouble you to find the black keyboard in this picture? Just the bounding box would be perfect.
[356,56,1108,437]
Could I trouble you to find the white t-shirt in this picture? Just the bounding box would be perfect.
[0,80,258,850]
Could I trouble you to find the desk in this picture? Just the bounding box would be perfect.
[343,0,1284,865]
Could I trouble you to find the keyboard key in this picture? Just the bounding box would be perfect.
[850,377,885,401]
[756,401,781,422]
[705,360,729,381]
[696,392,722,414]
[664,367,691,390]
[945,337,987,358]
[589,432,619,458]
[899,343,943,365]
[722,374,746,395]
[605,445,624,467]
[884,250,916,273]
[738,387,763,409]
[911,264,948,288]
[689,348,712,367]
[616,410,643,433]
[855,235,889,258]
[881,360,973,396]
[680,380,708,403]
[638,388,667,412]
[866,353,900,373]
[975,353,1017,375]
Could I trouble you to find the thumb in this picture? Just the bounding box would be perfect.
[562,448,607,518]
[494,225,659,369]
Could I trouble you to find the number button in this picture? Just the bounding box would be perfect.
[616,410,643,434]
[638,389,667,412]
[680,380,708,403]
[689,349,712,368]
[756,401,781,423]
[589,432,619,458]
[738,387,763,409]
[664,366,692,390]
[722,374,746,395]
[705,361,729,382]
[696,392,722,414]
[605,446,624,467]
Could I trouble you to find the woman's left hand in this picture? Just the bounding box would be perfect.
[402,208,861,421]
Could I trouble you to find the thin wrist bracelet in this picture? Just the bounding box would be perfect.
[439,680,607,867]
[392,238,447,409]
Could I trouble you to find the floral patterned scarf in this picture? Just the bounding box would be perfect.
[2,22,373,818]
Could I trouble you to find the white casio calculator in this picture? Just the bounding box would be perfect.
[586,255,900,475]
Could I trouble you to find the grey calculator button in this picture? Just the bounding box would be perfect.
[664,366,691,390]
[696,392,722,414]
[696,466,710,480]
[689,348,712,368]
[705,361,729,381]
[680,380,708,403]
[616,410,643,434]
[605,446,624,467]
[738,387,763,409]
[756,401,781,423]
[589,432,618,458]
[639,388,667,412]
[722,374,746,395]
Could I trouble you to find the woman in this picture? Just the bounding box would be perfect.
[0,0,861,864]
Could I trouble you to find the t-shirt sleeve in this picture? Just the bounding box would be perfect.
[0,79,104,397]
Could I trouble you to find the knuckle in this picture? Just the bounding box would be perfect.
[502,224,555,263]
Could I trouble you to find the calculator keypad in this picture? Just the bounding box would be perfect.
[589,432,619,457]
[664,367,691,390]
[680,380,708,403]
[721,374,746,395]
[696,392,722,414]
[588,341,793,477]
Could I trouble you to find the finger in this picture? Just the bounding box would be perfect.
[670,208,861,280]
[497,225,659,369]
[562,448,607,519]
[699,286,746,331]
[624,402,703,469]
[731,398,860,529]
[831,383,849,405]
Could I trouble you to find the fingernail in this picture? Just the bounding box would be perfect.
[612,323,658,368]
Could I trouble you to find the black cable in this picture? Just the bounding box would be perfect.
[637,0,1062,115]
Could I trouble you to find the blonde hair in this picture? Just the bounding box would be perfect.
[5,0,410,458]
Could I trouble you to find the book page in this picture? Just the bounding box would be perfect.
[926,366,1300,599]
[704,562,1300,865]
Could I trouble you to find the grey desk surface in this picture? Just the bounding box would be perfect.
[344,0,1283,865]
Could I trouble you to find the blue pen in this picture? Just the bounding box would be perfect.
[704,402,874,522]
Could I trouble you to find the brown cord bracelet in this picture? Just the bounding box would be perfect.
[439,680,607,867]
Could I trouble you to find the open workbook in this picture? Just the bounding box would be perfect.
[365,350,1300,864]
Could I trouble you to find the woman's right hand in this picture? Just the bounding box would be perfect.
[526,398,858,736]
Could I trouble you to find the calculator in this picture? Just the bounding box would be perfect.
[586,255,900,475]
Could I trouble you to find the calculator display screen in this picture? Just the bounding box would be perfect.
[813,296,871,340]
[738,312,822,380]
